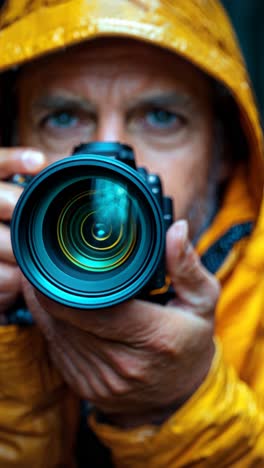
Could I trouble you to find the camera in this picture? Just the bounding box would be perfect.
[11,142,173,309]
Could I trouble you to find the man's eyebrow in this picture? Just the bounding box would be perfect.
[129,92,195,110]
[32,92,195,114]
[32,94,95,113]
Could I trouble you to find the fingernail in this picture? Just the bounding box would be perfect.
[21,150,45,170]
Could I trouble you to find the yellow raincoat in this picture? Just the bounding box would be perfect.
[0,1,264,466]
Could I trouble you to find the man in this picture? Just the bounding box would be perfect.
[0,0,263,466]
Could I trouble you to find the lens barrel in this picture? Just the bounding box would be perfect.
[11,148,166,309]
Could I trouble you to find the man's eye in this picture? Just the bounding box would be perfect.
[43,111,79,129]
[145,108,180,129]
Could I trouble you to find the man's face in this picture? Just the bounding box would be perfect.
[17,38,219,239]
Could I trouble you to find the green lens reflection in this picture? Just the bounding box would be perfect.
[91,222,112,241]
[57,177,137,272]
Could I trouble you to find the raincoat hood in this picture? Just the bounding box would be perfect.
[0,0,263,205]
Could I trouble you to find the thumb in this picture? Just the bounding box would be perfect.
[166,220,220,316]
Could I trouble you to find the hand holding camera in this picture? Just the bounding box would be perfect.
[22,216,218,427]
[0,147,46,315]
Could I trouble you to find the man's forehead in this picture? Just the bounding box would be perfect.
[26,37,192,70]
[17,37,213,107]
[24,37,205,80]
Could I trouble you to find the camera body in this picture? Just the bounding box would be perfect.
[11,142,173,308]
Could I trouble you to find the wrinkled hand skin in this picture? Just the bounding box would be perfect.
[0,148,46,317]
[23,220,220,429]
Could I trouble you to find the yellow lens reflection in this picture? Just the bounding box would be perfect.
[56,188,137,271]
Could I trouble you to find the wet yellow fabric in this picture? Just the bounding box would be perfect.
[0,325,79,468]
[90,339,264,467]
[0,0,264,466]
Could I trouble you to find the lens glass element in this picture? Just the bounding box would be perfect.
[54,177,137,272]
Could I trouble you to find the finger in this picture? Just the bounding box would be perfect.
[166,220,220,314]
[0,183,23,221]
[23,280,98,399]
[48,335,94,400]
[50,338,124,412]
[22,276,170,342]
[23,281,127,402]
[0,223,16,262]
[62,323,145,386]
[0,263,21,291]
[0,148,46,179]
[0,148,47,223]
[52,322,131,405]
[0,264,22,313]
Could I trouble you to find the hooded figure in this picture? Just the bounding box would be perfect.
[0,1,264,467]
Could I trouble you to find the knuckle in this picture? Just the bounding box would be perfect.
[115,357,147,383]
[147,329,177,358]
[122,364,138,380]
[159,338,177,359]
[107,379,130,397]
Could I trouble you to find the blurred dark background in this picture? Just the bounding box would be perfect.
[221,0,264,122]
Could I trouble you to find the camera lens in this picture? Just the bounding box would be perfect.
[46,176,138,273]
[11,155,165,309]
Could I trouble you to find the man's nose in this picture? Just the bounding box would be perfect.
[95,113,125,143]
